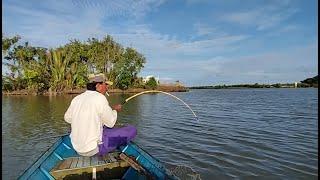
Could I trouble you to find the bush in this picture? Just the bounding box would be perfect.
[2,77,13,91]
[145,77,158,89]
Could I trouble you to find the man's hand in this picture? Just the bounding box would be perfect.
[112,104,122,112]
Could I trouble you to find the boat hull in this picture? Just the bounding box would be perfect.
[18,135,177,180]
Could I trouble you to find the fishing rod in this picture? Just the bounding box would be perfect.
[37,91,198,140]
[31,132,70,142]
[121,90,199,121]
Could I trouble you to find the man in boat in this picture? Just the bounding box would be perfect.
[64,73,137,156]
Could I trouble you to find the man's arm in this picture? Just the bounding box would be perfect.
[64,101,74,124]
[100,100,121,128]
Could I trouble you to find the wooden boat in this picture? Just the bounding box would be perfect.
[18,135,178,179]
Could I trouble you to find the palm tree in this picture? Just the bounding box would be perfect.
[47,49,69,92]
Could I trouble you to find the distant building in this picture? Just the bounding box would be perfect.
[294,82,298,88]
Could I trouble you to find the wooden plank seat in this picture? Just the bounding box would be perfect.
[50,151,130,179]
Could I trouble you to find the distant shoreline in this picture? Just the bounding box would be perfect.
[2,85,188,96]
[189,86,317,89]
[189,76,318,89]
[189,83,318,89]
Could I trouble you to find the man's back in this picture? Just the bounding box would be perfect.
[64,74,133,157]
[64,90,114,154]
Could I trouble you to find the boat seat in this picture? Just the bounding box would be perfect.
[50,151,130,179]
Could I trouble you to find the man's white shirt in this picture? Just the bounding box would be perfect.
[64,90,117,155]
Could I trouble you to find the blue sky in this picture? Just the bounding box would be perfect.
[3,0,318,86]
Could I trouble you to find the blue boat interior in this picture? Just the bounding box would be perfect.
[18,135,177,180]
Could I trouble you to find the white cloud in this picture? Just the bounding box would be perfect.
[266,24,300,36]
[221,4,299,31]
[222,10,260,25]
[257,8,299,30]
[139,43,317,85]
[70,0,167,19]
[192,44,317,85]
[3,0,316,86]
[185,0,212,5]
[3,0,167,48]
[193,23,225,37]
[4,2,105,48]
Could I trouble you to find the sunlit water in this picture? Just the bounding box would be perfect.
[2,89,318,179]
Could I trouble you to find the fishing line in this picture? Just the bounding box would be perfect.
[46,91,198,139]
[31,133,70,142]
[121,90,198,121]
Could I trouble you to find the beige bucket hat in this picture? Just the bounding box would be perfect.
[88,73,113,85]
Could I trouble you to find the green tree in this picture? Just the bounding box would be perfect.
[273,83,281,88]
[2,37,41,90]
[2,34,147,93]
[301,75,318,85]
[63,40,89,89]
[145,77,158,89]
[132,77,144,88]
[47,49,69,92]
[2,35,21,83]
[114,47,146,89]
[2,76,13,91]
[2,34,20,54]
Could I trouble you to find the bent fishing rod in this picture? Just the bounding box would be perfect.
[41,91,198,140]
[121,90,199,121]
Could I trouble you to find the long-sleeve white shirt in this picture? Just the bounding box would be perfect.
[64,90,117,155]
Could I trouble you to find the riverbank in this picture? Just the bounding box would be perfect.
[2,85,188,96]
[189,86,318,89]
[189,83,318,89]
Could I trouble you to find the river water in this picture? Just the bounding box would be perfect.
[2,89,318,179]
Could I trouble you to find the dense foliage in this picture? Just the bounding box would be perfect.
[301,75,318,85]
[145,77,158,89]
[190,79,318,89]
[2,34,146,92]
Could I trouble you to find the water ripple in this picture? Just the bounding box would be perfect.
[2,89,318,179]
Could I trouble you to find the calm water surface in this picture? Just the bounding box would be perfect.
[2,89,318,179]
